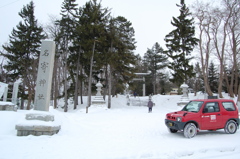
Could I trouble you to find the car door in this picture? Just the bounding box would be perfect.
[201,102,222,130]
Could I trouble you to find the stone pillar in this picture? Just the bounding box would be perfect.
[11,82,20,105]
[34,41,55,111]
[0,82,8,102]
[3,86,8,102]
[143,77,146,96]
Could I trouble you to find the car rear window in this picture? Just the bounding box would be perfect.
[222,102,236,111]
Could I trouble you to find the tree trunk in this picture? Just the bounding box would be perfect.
[53,52,58,109]
[203,73,213,96]
[64,51,68,112]
[87,40,96,113]
[103,66,108,101]
[108,65,112,109]
[74,50,80,109]
[234,70,238,96]
[228,68,235,98]
[26,88,32,110]
[20,81,26,109]
[237,84,240,105]
[80,64,83,104]
[217,62,224,98]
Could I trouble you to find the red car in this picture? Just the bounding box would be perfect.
[165,99,239,138]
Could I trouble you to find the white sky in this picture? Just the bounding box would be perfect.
[0,0,196,57]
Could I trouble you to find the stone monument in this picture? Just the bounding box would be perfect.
[15,41,61,136]
[0,82,16,111]
[11,81,21,105]
[34,41,55,111]
[0,82,8,102]
[91,81,106,105]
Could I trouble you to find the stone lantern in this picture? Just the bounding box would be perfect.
[96,81,103,96]
[92,81,105,105]
[180,83,189,98]
[177,83,190,106]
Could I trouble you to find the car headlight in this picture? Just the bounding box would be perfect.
[176,117,182,122]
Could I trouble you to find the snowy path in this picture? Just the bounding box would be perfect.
[0,94,240,159]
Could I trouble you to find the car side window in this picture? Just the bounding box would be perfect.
[203,102,220,113]
[222,102,236,111]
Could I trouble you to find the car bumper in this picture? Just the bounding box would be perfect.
[165,119,186,131]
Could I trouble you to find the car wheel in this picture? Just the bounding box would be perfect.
[183,123,197,138]
[224,120,237,134]
[168,128,178,133]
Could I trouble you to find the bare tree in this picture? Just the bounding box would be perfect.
[192,0,240,99]
[223,0,240,97]
[210,6,229,98]
[192,1,213,96]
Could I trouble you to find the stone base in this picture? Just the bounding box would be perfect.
[15,112,61,136]
[0,103,17,111]
[177,97,189,106]
[92,96,106,105]
[128,98,148,106]
[16,125,60,136]
[177,101,189,106]
[25,113,54,121]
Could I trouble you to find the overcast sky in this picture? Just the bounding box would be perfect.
[1,0,196,56]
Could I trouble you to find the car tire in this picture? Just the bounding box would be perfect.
[183,123,197,138]
[168,128,178,133]
[224,120,237,134]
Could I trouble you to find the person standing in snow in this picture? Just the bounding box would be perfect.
[134,92,137,98]
[148,99,153,113]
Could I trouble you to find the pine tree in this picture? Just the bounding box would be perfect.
[143,42,168,94]
[208,61,218,93]
[164,0,198,86]
[105,16,137,108]
[2,1,46,109]
[77,0,110,110]
[192,62,204,95]
[57,0,78,112]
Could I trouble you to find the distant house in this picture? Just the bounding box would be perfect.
[169,88,178,95]
[188,88,194,93]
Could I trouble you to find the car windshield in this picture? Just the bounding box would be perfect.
[182,101,203,113]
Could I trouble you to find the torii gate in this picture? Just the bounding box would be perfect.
[133,72,150,96]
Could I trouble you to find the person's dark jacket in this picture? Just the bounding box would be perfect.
[148,101,153,108]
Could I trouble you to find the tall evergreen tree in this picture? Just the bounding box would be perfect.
[208,61,218,93]
[143,42,168,94]
[164,0,198,86]
[2,1,46,109]
[77,0,110,110]
[57,0,78,112]
[105,16,137,108]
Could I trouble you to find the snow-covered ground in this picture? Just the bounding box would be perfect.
[0,93,240,159]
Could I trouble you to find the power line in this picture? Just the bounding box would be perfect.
[0,0,21,9]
